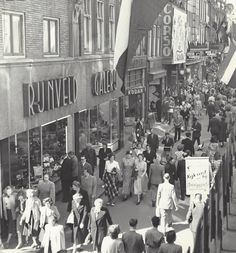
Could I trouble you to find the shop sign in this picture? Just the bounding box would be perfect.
[129,57,147,70]
[23,76,77,117]
[161,3,173,58]
[126,86,145,96]
[92,69,117,96]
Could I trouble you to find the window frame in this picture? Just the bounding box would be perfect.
[108,4,115,52]
[43,17,60,57]
[83,0,92,53]
[96,0,105,52]
[2,10,25,58]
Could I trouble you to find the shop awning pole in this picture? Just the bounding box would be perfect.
[27,130,31,189]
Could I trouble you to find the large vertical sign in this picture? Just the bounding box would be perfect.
[185,157,210,195]
[162,3,173,58]
[172,8,187,64]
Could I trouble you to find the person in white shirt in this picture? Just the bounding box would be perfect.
[156,173,178,233]
[103,153,121,206]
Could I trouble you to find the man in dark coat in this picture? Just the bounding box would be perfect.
[181,132,194,156]
[122,218,145,253]
[147,128,159,153]
[68,151,79,181]
[192,117,202,146]
[164,155,177,185]
[206,101,216,119]
[81,143,97,174]
[208,113,221,141]
[89,198,113,252]
[98,143,112,180]
[60,155,73,202]
[143,144,156,175]
[78,155,93,181]
[219,116,228,147]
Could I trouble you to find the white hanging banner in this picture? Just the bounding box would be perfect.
[185,157,210,195]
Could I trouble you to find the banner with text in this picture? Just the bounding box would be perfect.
[185,157,210,195]
[172,7,187,64]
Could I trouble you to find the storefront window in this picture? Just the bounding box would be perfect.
[97,101,110,144]
[111,99,119,143]
[78,110,89,153]
[90,106,98,145]
[0,138,10,189]
[125,94,143,119]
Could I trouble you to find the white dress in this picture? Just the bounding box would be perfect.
[133,160,148,195]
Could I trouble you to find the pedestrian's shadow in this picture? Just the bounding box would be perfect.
[172,223,189,233]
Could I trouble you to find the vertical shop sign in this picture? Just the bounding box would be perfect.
[162,3,173,58]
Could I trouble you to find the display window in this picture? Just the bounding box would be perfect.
[0,117,68,190]
[125,94,143,119]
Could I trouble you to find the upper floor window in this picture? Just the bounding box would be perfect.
[148,25,160,57]
[84,0,92,52]
[97,0,104,51]
[109,4,115,51]
[2,11,25,57]
[136,36,146,56]
[43,18,59,56]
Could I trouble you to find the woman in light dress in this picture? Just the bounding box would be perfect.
[121,151,135,201]
[134,154,148,205]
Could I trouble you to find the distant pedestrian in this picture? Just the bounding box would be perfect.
[191,117,202,146]
[101,224,125,253]
[173,111,183,142]
[206,100,216,120]
[162,132,174,153]
[81,143,97,174]
[135,118,144,143]
[121,151,135,201]
[145,216,164,253]
[143,144,156,175]
[164,156,177,185]
[98,143,112,180]
[219,116,228,147]
[158,230,182,253]
[149,155,164,207]
[68,151,79,181]
[180,104,190,131]
[156,174,178,233]
[181,132,194,156]
[147,128,159,153]
[208,113,221,141]
[122,218,145,253]
[78,155,93,180]
[38,173,55,205]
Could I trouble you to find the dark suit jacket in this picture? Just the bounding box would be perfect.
[208,117,221,137]
[98,148,112,169]
[162,137,174,151]
[78,161,93,179]
[60,157,72,181]
[122,230,145,253]
[143,150,156,168]
[89,206,113,250]
[67,188,90,212]
[81,148,97,168]
[147,134,159,152]
[159,243,182,253]
[181,138,194,155]
[192,122,202,138]
[145,227,164,252]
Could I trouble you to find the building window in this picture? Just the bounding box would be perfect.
[109,4,115,51]
[152,25,157,56]
[136,37,146,56]
[97,0,104,51]
[2,11,25,56]
[84,0,92,52]
[43,18,59,55]
[156,26,161,57]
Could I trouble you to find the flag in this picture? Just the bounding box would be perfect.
[217,22,236,86]
[114,0,169,94]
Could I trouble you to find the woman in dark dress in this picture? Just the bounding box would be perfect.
[98,143,112,180]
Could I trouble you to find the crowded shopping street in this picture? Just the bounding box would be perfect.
[1,0,236,253]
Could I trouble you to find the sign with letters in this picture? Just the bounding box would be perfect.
[23,76,77,117]
[185,157,210,195]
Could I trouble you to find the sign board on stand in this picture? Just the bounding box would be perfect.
[185,157,210,195]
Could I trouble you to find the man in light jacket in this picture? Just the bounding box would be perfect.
[156,173,178,233]
[173,111,183,142]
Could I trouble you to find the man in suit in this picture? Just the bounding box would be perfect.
[186,193,205,242]
[78,155,93,182]
[98,143,112,180]
[156,173,178,233]
[122,218,145,253]
[145,216,164,253]
[181,132,194,156]
[89,198,113,253]
[147,128,159,153]
[208,113,221,141]
[143,144,156,176]
[158,230,182,253]
[192,117,202,146]
[81,143,97,174]
[173,111,184,142]
[149,155,164,207]
[68,151,79,181]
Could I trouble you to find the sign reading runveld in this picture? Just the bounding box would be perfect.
[185,157,210,195]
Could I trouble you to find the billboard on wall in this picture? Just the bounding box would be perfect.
[161,4,187,64]
[185,157,210,195]
[172,7,187,64]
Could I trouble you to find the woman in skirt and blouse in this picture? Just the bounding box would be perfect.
[134,154,148,205]
[103,153,121,206]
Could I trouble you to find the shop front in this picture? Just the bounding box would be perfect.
[0,58,123,192]
[124,56,147,126]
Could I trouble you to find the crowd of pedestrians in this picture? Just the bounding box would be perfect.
[1,73,236,253]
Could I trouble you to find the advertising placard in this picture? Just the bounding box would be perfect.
[185,157,210,195]
[172,7,187,64]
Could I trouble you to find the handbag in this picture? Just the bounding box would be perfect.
[66,211,74,225]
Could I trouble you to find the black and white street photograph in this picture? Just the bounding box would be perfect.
[1,0,236,252]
